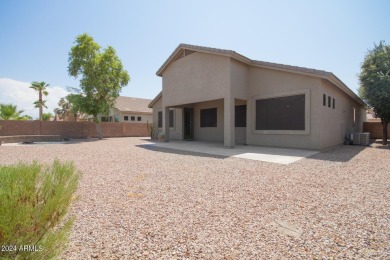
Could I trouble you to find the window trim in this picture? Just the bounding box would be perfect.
[124,116,129,121]
[252,89,310,135]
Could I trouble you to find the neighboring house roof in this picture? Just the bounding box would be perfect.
[114,96,152,113]
[155,43,365,106]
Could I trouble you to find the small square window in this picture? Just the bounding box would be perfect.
[328,96,331,108]
[124,116,128,121]
[332,98,335,109]
[131,116,135,121]
[137,116,141,121]
[323,94,326,106]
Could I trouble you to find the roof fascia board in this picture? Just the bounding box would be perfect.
[148,91,162,108]
[327,74,365,106]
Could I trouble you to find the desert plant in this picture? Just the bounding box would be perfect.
[146,120,156,139]
[42,112,53,121]
[0,104,27,120]
[0,160,80,259]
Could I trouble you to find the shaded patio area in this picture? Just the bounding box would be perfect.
[139,140,318,164]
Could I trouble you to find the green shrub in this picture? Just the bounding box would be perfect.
[0,160,80,259]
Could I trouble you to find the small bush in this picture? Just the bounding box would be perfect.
[0,160,80,259]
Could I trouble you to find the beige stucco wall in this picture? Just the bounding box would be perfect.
[319,79,365,149]
[230,59,249,100]
[162,52,230,107]
[246,67,322,149]
[154,50,365,149]
[152,97,183,139]
[193,99,224,142]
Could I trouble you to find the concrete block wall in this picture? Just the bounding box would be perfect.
[0,120,149,138]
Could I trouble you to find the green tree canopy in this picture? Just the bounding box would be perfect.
[42,112,53,121]
[68,33,130,138]
[359,41,390,145]
[30,81,49,121]
[0,104,29,120]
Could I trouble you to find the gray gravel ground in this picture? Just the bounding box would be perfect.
[0,137,389,259]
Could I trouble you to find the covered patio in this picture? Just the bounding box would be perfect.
[160,98,248,147]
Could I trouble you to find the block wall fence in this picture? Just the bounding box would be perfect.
[363,122,390,139]
[0,121,149,138]
[0,121,387,140]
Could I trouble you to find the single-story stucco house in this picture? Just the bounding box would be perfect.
[148,44,366,150]
[89,96,153,123]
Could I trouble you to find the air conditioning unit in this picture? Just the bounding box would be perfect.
[352,133,370,145]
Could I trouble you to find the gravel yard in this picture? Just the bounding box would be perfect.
[0,137,389,259]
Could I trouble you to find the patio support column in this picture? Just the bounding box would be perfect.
[163,106,170,142]
[224,97,235,148]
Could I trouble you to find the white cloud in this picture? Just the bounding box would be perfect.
[0,78,69,119]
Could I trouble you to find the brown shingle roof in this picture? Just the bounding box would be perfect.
[114,96,152,113]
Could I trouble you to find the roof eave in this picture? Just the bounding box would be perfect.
[327,74,366,106]
[148,91,162,108]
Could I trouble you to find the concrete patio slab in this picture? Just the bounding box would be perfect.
[141,141,318,164]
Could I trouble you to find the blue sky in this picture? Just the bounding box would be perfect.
[0,0,389,118]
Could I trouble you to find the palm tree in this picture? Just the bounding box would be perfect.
[30,81,49,121]
[54,95,84,121]
[0,104,26,120]
[54,96,72,121]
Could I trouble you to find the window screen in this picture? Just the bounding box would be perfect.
[256,94,305,130]
[200,108,217,127]
[235,105,246,127]
[169,110,174,128]
[158,111,162,128]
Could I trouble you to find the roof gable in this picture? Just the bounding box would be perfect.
[156,44,365,106]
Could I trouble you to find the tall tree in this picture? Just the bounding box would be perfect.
[30,81,49,121]
[359,41,390,145]
[0,104,28,120]
[68,33,130,139]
